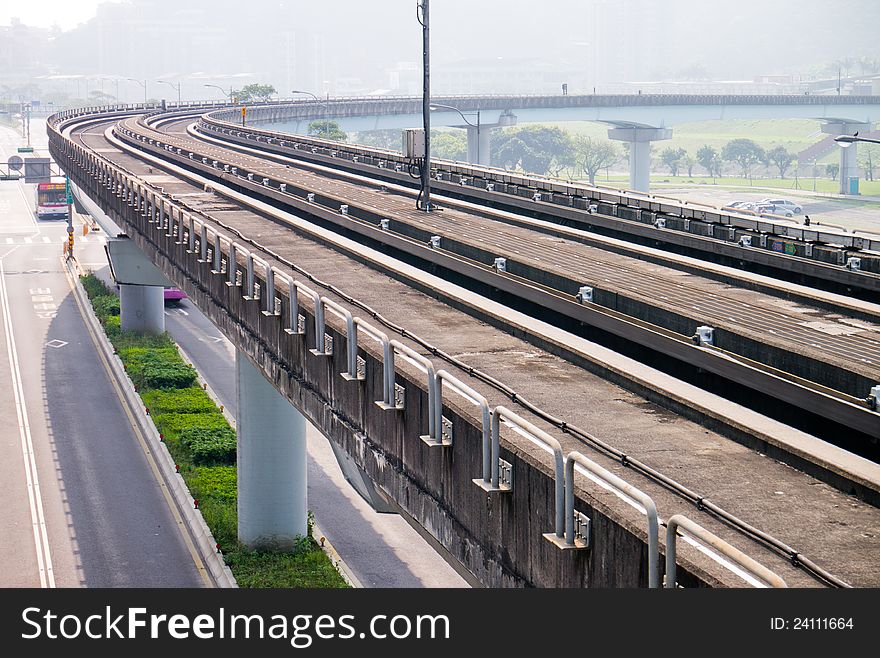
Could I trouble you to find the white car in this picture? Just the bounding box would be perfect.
[758,198,803,215]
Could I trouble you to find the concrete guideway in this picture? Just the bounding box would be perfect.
[52,111,880,588]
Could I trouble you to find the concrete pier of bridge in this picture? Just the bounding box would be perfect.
[607,125,672,192]
[237,348,308,550]
[119,283,165,334]
[821,120,873,194]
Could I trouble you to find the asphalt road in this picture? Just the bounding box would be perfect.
[0,124,205,587]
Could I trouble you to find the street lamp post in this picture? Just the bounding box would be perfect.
[291,90,330,139]
[127,78,147,104]
[157,80,181,104]
[417,0,431,212]
[835,134,880,147]
[204,84,234,103]
[430,102,481,164]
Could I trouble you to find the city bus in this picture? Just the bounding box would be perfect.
[35,181,69,219]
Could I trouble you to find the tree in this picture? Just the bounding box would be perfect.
[660,147,687,176]
[682,153,697,178]
[766,145,795,179]
[826,163,839,180]
[431,131,468,161]
[721,139,766,178]
[354,129,401,151]
[696,144,720,178]
[236,84,276,102]
[858,56,880,76]
[307,120,347,141]
[573,136,619,185]
[858,144,880,182]
[491,126,573,175]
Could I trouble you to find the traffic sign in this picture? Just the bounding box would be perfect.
[7,155,23,171]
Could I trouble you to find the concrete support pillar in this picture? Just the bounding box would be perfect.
[839,140,859,195]
[821,121,872,195]
[466,126,492,166]
[607,126,673,193]
[119,284,165,334]
[237,349,307,550]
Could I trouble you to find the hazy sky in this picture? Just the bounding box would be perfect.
[0,1,115,29]
[4,0,880,88]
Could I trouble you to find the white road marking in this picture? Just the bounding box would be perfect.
[5,238,12,245]
[24,237,32,244]
[0,259,55,587]
[42,237,50,243]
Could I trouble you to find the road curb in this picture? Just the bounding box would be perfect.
[66,258,237,588]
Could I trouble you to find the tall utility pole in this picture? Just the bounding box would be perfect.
[418,0,431,211]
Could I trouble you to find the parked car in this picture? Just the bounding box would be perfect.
[755,203,795,218]
[726,201,756,210]
[757,198,802,215]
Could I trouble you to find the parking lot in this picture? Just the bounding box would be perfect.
[657,186,880,235]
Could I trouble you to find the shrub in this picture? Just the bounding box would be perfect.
[141,387,219,416]
[81,274,113,300]
[92,295,120,319]
[120,347,197,390]
[103,315,121,336]
[153,412,231,443]
[181,426,237,464]
[187,465,237,502]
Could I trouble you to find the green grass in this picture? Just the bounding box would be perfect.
[79,273,348,589]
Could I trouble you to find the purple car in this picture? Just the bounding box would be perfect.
[163,287,187,303]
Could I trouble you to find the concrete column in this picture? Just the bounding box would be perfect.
[607,126,673,193]
[466,126,492,166]
[119,284,165,334]
[821,121,872,195]
[237,349,307,550]
[839,140,859,195]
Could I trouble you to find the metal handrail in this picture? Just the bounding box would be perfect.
[321,296,358,379]
[565,450,660,588]
[390,340,436,438]
[665,515,787,588]
[354,318,393,405]
[431,370,490,453]
[491,407,564,533]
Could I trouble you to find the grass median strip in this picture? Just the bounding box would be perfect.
[80,273,348,588]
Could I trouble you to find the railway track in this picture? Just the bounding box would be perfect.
[107,111,880,450]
